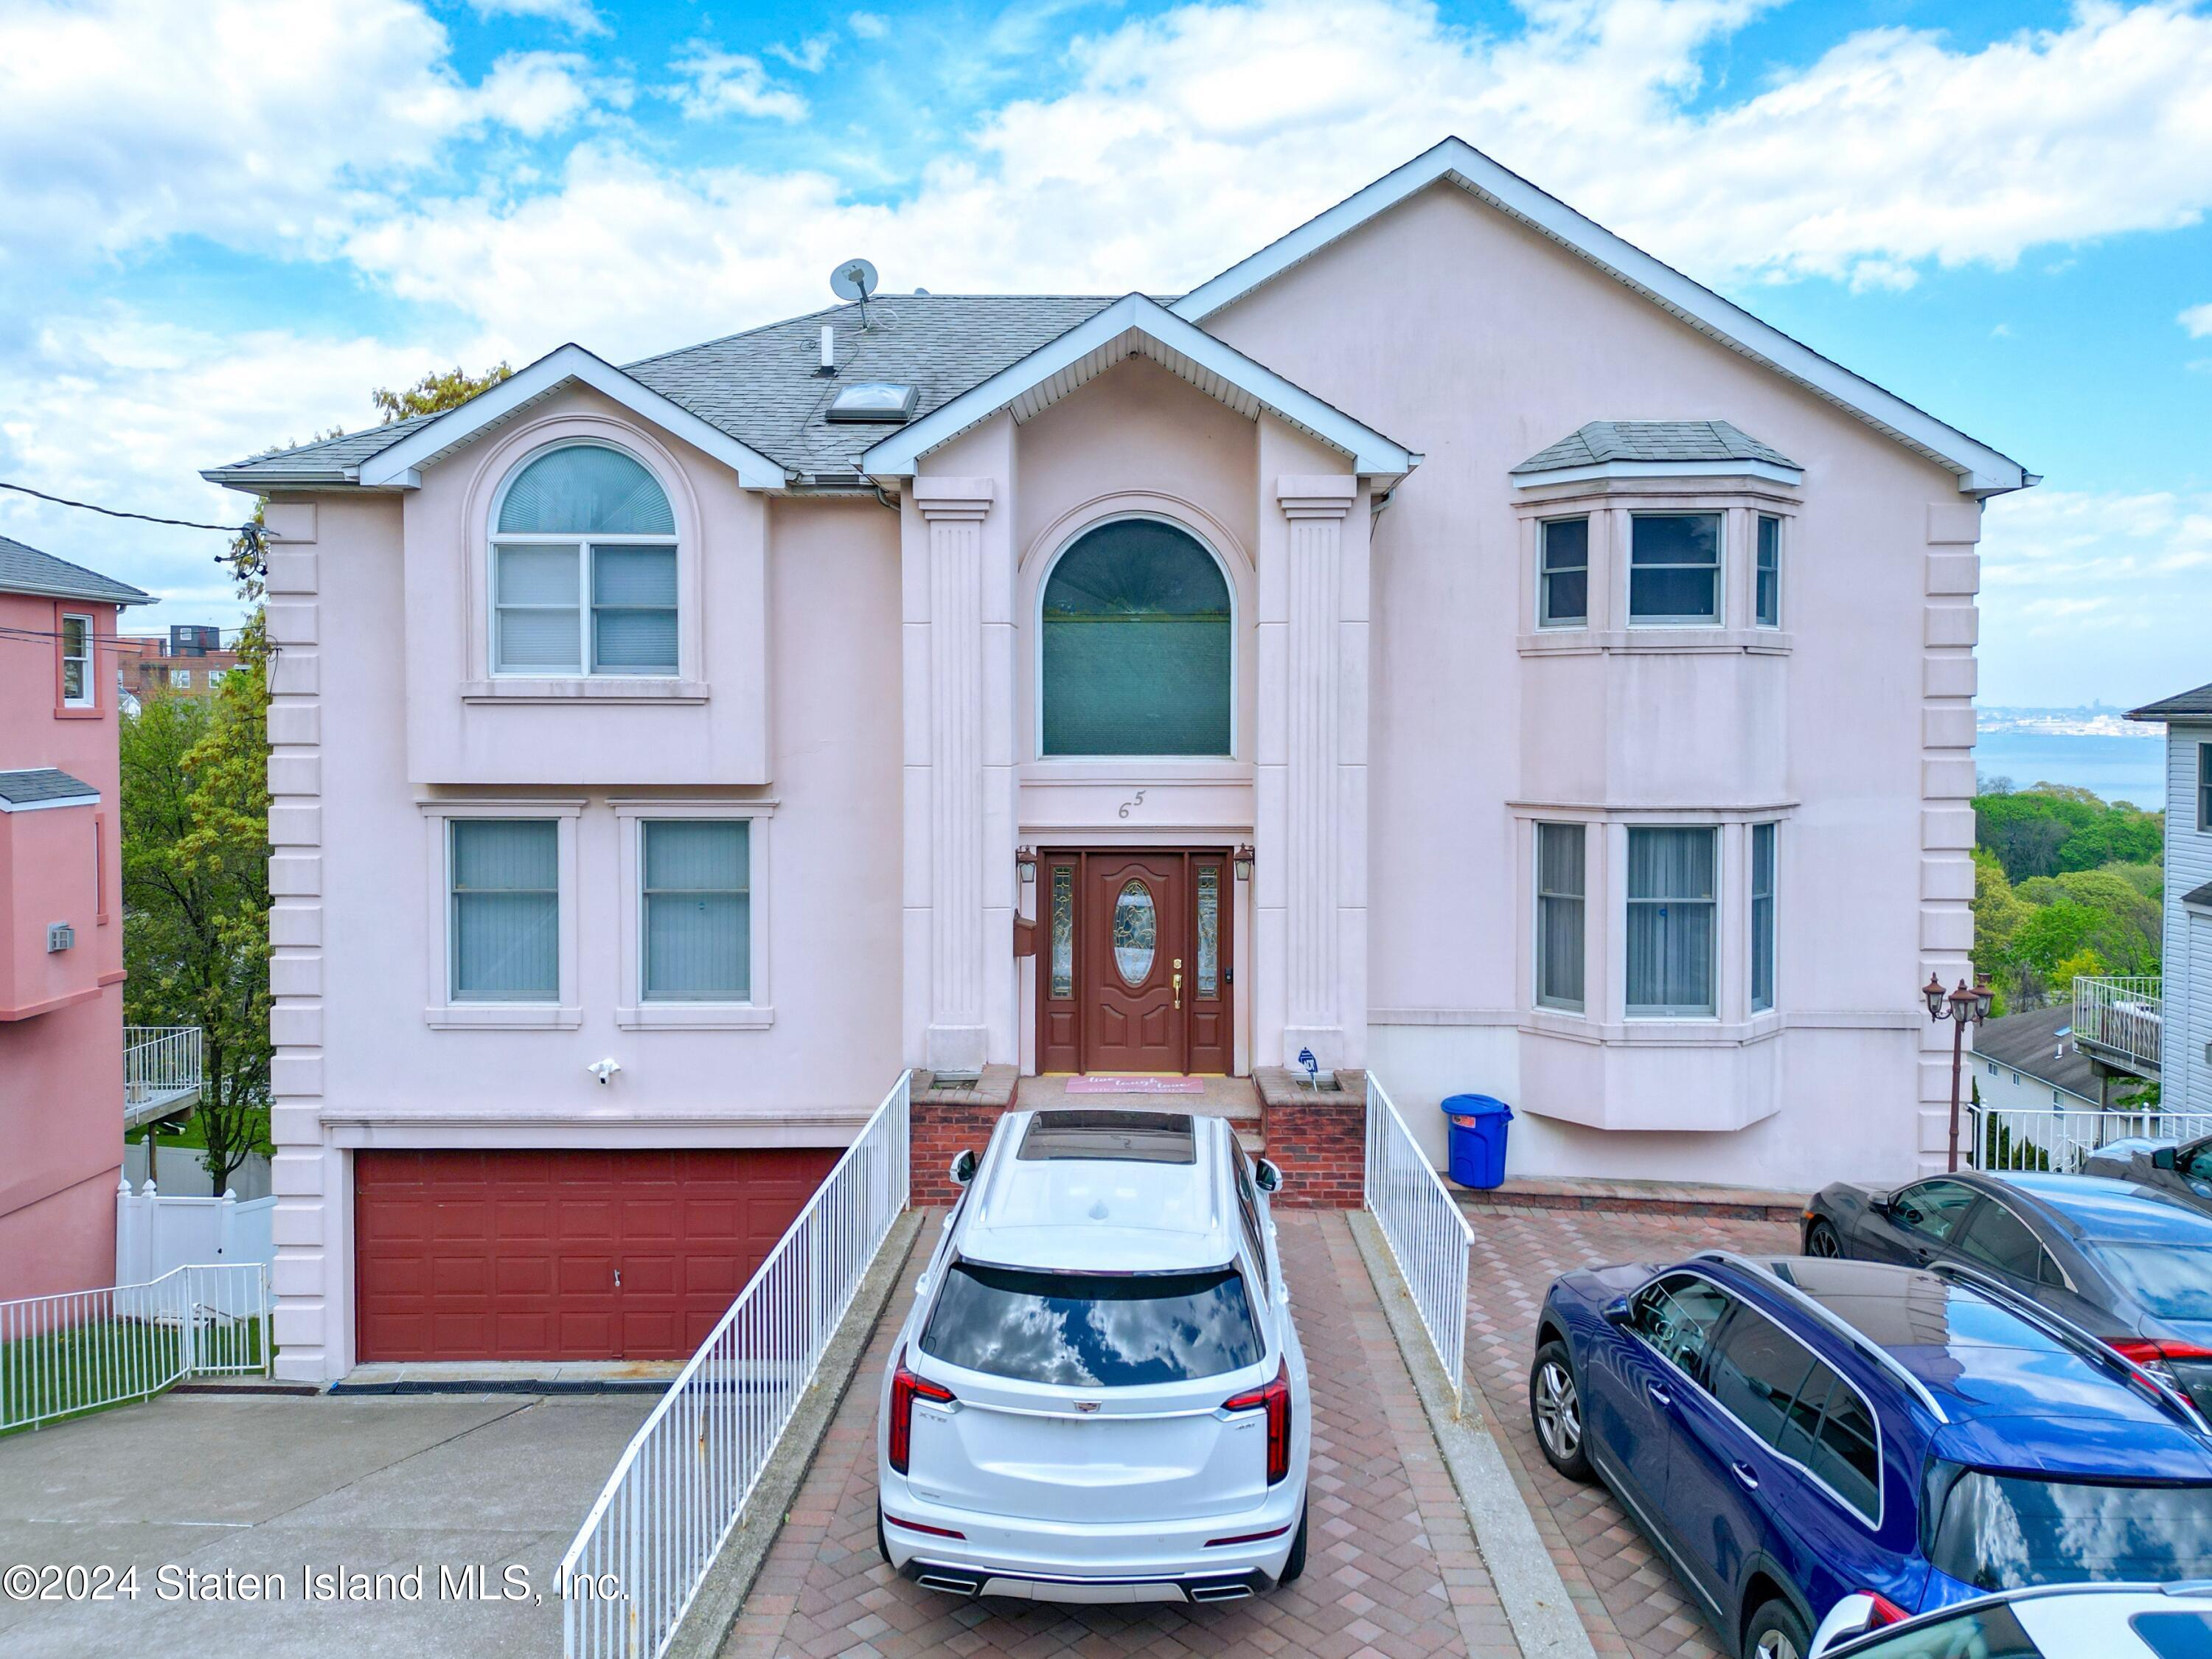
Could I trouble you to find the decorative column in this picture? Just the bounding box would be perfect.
[905,478,998,1077]
[1263,473,1367,1073]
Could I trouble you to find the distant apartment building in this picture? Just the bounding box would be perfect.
[116,625,238,700]
[0,535,150,1298]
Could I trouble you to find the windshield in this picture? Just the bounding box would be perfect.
[919,1262,1263,1386]
[2088,1242,2212,1321]
[1930,1470,2212,1591]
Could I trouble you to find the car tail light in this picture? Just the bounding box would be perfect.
[1222,1358,1292,1485]
[1862,1591,1910,1627]
[2112,1338,2212,1367]
[889,1347,955,1476]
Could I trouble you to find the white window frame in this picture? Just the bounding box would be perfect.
[419,800,583,1029]
[1537,517,1590,629]
[1750,821,1777,1014]
[60,612,94,707]
[1626,512,1725,627]
[488,440,681,681]
[1534,821,1587,1012]
[1754,514,1782,628]
[1032,512,1239,762]
[1624,824,1720,1019]
[614,800,774,1029]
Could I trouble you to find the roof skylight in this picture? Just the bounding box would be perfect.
[825,381,917,423]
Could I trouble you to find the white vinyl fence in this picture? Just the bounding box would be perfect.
[1971,1105,2212,1174]
[1363,1074,1473,1416]
[116,1178,276,1284]
[0,1263,270,1432]
[560,1072,912,1659]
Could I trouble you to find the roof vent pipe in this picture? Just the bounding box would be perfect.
[817,324,835,376]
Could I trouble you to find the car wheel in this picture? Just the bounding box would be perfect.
[1529,1341,1593,1481]
[875,1503,891,1568]
[1277,1506,1307,1586]
[1745,1596,1812,1659]
[1804,1219,1843,1259]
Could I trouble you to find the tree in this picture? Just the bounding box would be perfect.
[372,363,512,424]
[120,683,271,1194]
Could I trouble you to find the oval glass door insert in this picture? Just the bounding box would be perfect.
[1112,880,1157,986]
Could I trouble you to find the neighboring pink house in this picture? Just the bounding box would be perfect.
[206,138,2031,1381]
[0,535,150,1301]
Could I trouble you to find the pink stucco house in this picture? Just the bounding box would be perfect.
[207,139,2030,1381]
[0,537,150,1300]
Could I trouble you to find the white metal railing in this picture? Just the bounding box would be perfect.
[2073,975,2162,1077]
[123,1025,203,1110]
[1969,1105,2212,1174]
[560,1071,912,1659]
[0,1262,268,1433]
[1363,1075,1473,1416]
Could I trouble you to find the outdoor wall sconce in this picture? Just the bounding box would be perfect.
[1233,844,1254,881]
[1016,846,1037,885]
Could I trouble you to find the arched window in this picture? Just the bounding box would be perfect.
[491,444,678,676]
[1040,520,1231,757]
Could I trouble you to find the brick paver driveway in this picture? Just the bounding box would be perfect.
[1464,1203,1798,1659]
[725,1209,1519,1659]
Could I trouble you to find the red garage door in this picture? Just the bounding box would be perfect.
[354,1148,840,1362]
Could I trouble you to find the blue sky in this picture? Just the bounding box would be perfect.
[2,0,2209,706]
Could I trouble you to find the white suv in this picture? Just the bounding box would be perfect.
[875,1108,1310,1604]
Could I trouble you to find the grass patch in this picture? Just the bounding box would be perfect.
[1,1313,268,1436]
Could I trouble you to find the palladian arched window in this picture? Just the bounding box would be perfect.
[491,443,678,676]
[1040,520,1231,756]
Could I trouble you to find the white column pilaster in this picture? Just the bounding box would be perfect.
[910,478,998,1077]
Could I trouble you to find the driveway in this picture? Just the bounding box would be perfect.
[1463,1201,1799,1659]
[0,1389,653,1658]
[725,1208,1523,1659]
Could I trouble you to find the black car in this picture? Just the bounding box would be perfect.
[2083,1133,2212,1214]
[1802,1169,2212,1418]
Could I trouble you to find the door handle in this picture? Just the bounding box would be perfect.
[1731,1461,1760,1492]
[1646,1382,1672,1408]
[1172,959,1183,1010]
[613,1267,622,1289]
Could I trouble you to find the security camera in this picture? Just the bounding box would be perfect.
[587,1057,622,1085]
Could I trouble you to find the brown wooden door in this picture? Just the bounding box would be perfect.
[1085,851,1185,1071]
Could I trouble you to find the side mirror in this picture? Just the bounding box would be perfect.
[1602,1295,1632,1328]
[1253,1158,1284,1194]
[2155,1147,2179,1172]
[949,1149,978,1187]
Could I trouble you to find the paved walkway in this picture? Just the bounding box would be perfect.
[1461,1203,1798,1659]
[724,1208,1519,1659]
[0,1389,653,1658]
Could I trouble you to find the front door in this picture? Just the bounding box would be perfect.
[1036,849,1233,1074]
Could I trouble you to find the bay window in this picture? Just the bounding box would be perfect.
[1535,823,1586,1010]
[1755,515,1781,627]
[1626,827,1717,1017]
[1628,513,1722,625]
[1538,518,1589,627]
[1750,822,1776,1012]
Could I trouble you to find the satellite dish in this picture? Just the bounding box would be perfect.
[830,258,878,302]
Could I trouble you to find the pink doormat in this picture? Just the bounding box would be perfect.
[1063,1076,1206,1095]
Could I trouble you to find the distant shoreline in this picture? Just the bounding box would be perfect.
[1974,728,2163,805]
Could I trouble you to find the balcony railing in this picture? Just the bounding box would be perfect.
[1969,1103,2212,1174]
[2073,975,2160,1079]
[123,1026,204,1130]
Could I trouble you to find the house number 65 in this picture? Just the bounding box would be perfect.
[1118,790,1147,820]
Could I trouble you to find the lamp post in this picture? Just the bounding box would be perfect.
[1926,973,1996,1172]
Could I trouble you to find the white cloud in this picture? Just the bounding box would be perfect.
[849,13,888,41]
[666,46,810,122]
[477,51,595,137]
[469,0,605,33]
[2183,302,2212,337]
[769,34,838,73]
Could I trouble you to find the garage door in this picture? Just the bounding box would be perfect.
[354,1148,840,1362]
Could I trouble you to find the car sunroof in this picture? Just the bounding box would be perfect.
[1018,1111,1196,1164]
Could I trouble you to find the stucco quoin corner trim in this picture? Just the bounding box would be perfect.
[1172,138,2031,498]
[861,293,1419,482]
[355,344,790,492]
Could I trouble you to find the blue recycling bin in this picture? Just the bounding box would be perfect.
[1441,1094,1512,1189]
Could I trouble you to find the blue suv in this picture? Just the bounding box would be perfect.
[1531,1251,2212,1659]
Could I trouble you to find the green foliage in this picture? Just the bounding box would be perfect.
[1972,785,2166,1010]
[372,362,512,424]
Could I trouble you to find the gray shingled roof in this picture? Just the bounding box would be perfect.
[1973,1004,2099,1103]
[0,536,152,605]
[2129,683,2212,723]
[2185,880,2212,911]
[1512,420,1798,475]
[205,296,1131,489]
[0,768,98,807]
